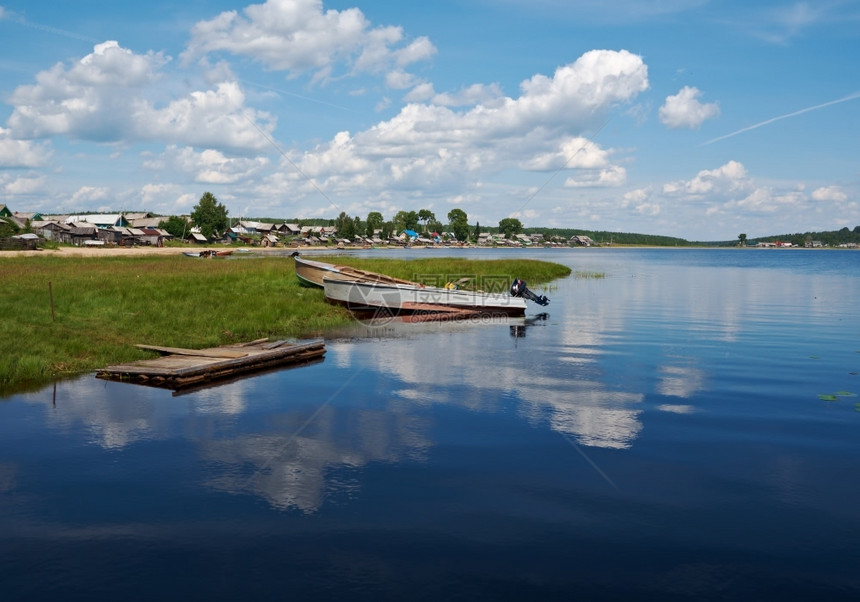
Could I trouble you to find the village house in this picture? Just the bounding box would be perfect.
[69,223,99,245]
[570,235,595,247]
[275,223,301,237]
[30,220,68,241]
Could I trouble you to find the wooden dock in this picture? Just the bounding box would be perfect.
[96,338,325,391]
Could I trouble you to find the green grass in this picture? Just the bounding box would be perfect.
[0,253,571,394]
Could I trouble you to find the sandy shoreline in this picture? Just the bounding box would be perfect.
[0,245,333,258]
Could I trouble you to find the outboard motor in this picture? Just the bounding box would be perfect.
[510,278,549,306]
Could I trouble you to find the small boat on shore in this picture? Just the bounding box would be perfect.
[322,276,528,317]
[184,249,234,258]
[293,254,416,287]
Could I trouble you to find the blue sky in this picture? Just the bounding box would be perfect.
[1,0,858,240]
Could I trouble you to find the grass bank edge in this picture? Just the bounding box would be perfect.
[1,255,573,394]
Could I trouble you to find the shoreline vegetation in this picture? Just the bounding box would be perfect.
[0,249,572,395]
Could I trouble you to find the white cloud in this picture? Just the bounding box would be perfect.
[734,186,805,213]
[431,83,505,108]
[523,136,610,171]
[167,146,271,184]
[5,175,46,195]
[659,86,720,129]
[70,186,110,204]
[6,42,274,152]
[634,201,660,215]
[564,165,627,188]
[282,50,647,199]
[140,82,275,151]
[0,128,51,167]
[519,49,648,121]
[404,83,434,103]
[663,160,749,198]
[622,187,649,206]
[385,69,419,90]
[811,185,849,203]
[750,1,823,44]
[182,0,436,86]
[8,41,168,140]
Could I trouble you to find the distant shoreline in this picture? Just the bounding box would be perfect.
[1,243,855,259]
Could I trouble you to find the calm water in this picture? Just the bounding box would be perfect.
[2,248,859,600]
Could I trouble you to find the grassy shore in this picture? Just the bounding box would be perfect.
[0,253,571,394]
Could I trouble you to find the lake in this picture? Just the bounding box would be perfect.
[2,248,859,600]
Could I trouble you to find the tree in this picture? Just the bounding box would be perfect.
[447,208,469,242]
[474,221,481,240]
[738,233,747,247]
[427,220,444,235]
[353,216,362,239]
[381,221,394,239]
[0,218,17,238]
[394,210,419,233]
[335,211,355,240]
[365,211,384,237]
[190,192,229,239]
[498,217,523,239]
[417,209,436,232]
[159,215,191,239]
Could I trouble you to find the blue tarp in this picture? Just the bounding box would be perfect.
[404,229,418,238]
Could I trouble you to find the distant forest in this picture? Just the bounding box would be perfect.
[740,226,860,247]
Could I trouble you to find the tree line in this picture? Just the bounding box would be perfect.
[157,191,860,247]
[167,192,527,243]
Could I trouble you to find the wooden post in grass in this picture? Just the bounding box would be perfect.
[49,281,55,322]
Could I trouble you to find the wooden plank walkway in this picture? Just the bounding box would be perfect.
[96,338,325,391]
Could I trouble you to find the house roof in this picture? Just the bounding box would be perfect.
[130,217,166,228]
[65,214,129,227]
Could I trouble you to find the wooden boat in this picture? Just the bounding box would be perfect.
[322,276,527,317]
[293,254,416,288]
[183,249,234,258]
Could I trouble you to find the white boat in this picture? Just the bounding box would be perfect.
[293,254,416,288]
[322,276,527,318]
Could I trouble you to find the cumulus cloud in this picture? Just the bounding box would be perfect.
[620,187,660,215]
[0,128,51,167]
[181,0,436,86]
[657,159,831,231]
[659,86,720,129]
[564,165,627,188]
[70,186,111,204]
[4,175,46,195]
[733,186,806,213]
[524,137,611,171]
[6,41,276,154]
[811,185,849,202]
[280,49,647,197]
[431,83,505,108]
[663,160,750,198]
[168,146,271,184]
[8,41,168,141]
[519,49,648,121]
[141,82,275,150]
